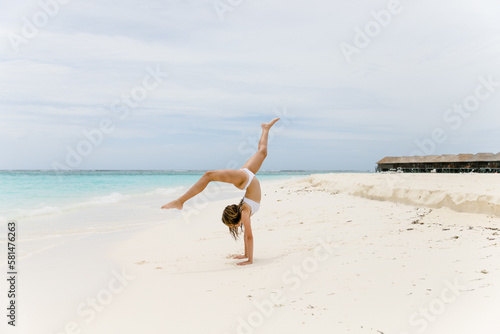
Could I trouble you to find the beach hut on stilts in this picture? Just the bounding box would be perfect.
[376,152,500,173]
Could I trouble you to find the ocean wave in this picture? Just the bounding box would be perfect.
[144,186,185,196]
[1,186,186,222]
[77,192,130,206]
[17,206,63,219]
[2,193,128,221]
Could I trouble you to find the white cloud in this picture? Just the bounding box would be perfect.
[1,0,500,169]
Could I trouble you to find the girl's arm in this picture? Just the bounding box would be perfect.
[237,212,253,266]
[243,236,248,257]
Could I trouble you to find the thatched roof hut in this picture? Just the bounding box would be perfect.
[376,152,500,172]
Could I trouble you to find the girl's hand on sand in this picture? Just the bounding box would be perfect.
[237,260,252,266]
[232,254,247,259]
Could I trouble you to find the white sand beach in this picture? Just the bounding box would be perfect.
[4,1,500,333]
[4,173,500,334]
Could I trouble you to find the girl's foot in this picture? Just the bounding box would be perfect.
[232,254,247,259]
[237,260,253,266]
[161,199,183,210]
[261,118,280,130]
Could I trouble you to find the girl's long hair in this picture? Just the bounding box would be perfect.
[222,198,244,240]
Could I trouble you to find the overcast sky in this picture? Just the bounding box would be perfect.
[1,0,499,171]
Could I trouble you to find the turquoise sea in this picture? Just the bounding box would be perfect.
[0,170,355,222]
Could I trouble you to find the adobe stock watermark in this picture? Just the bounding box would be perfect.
[411,74,499,157]
[7,0,72,54]
[339,0,410,64]
[51,268,134,334]
[225,235,338,334]
[399,277,467,334]
[180,107,295,224]
[51,65,168,174]
[380,74,499,187]
[212,0,247,21]
[228,106,295,170]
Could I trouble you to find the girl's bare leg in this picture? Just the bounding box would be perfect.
[161,173,211,210]
[242,118,280,174]
[162,169,244,210]
[162,118,279,210]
